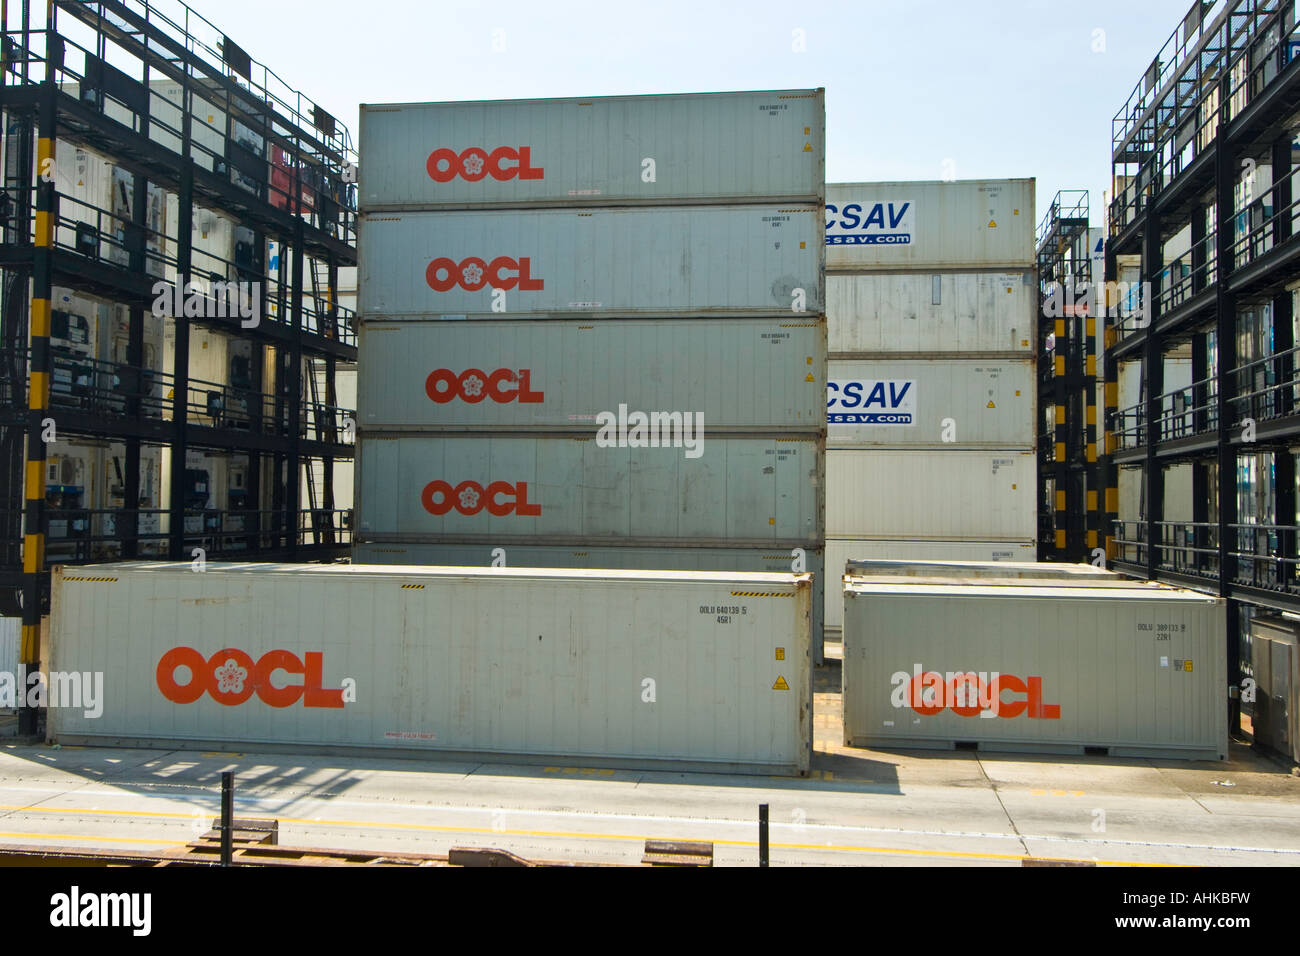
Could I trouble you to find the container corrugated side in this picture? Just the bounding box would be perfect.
[353,542,827,663]
[359,205,824,319]
[827,272,1034,356]
[359,90,825,210]
[357,435,823,545]
[360,317,826,431]
[821,539,1036,632]
[48,563,812,775]
[827,357,1033,448]
[0,618,17,706]
[841,582,1227,758]
[826,449,1034,539]
[826,179,1035,272]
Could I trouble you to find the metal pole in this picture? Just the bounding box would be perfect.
[758,803,769,867]
[220,770,233,867]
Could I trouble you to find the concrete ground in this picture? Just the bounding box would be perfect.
[0,658,1297,866]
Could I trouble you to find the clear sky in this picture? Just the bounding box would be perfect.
[179,0,1195,230]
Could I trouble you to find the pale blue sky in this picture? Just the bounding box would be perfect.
[185,0,1194,228]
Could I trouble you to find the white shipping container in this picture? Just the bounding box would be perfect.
[48,563,812,774]
[359,317,826,431]
[359,90,825,210]
[359,205,823,319]
[826,449,1035,539]
[0,618,17,707]
[841,580,1227,759]
[821,540,1037,631]
[826,179,1035,272]
[827,358,1034,448]
[827,272,1034,356]
[358,435,823,545]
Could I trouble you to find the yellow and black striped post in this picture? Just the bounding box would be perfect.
[1084,311,1099,555]
[1053,317,1068,555]
[19,90,55,735]
[1102,273,1120,564]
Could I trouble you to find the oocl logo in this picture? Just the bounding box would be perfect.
[888,664,1061,719]
[421,480,541,517]
[156,647,347,708]
[425,256,543,292]
[426,368,544,405]
[426,146,544,183]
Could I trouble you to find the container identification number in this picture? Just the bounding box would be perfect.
[700,604,747,624]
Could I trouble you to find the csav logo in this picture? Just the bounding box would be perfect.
[826,200,914,245]
[156,647,347,708]
[827,379,914,425]
[889,664,1061,719]
[426,368,544,404]
[426,256,543,292]
[427,146,544,183]
[422,480,541,516]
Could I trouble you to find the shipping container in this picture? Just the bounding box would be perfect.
[360,317,826,431]
[357,435,822,545]
[358,205,823,319]
[48,563,812,774]
[827,357,1033,448]
[353,541,827,662]
[0,617,17,705]
[359,90,825,210]
[826,179,1035,272]
[827,272,1034,356]
[826,449,1034,539]
[821,540,1037,632]
[1247,615,1299,765]
[842,580,1227,758]
[842,558,1121,581]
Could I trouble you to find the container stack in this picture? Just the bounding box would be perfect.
[353,92,828,652]
[823,180,1038,638]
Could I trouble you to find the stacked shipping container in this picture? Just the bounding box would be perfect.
[354,92,828,654]
[823,180,1037,635]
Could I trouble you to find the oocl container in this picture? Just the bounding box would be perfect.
[48,562,812,775]
[821,540,1038,633]
[827,357,1034,448]
[357,435,823,545]
[827,272,1034,356]
[358,204,823,319]
[825,180,1035,272]
[825,449,1034,540]
[842,580,1227,758]
[359,90,825,210]
[359,317,826,431]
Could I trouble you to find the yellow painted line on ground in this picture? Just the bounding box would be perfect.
[0,803,1167,866]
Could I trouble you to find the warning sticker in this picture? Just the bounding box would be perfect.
[772,676,789,691]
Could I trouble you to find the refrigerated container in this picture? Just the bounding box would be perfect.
[359,90,825,210]
[842,580,1227,758]
[360,317,826,431]
[1248,615,1300,766]
[359,204,823,319]
[357,434,823,545]
[48,563,812,774]
[826,179,1035,272]
[827,271,1034,356]
[827,357,1033,448]
[826,449,1034,539]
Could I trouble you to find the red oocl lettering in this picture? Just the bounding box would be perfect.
[156,646,345,708]
[426,146,544,183]
[425,368,544,405]
[425,256,543,292]
[421,480,541,517]
[896,668,1060,719]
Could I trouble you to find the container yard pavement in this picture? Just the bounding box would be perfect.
[0,656,1296,868]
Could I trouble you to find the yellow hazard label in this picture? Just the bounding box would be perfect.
[988,219,997,227]
[804,127,810,135]
[775,647,785,661]
[804,373,815,382]
[799,241,806,249]
[1185,660,1193,672]
[1014,208,1019,215]
[772,676,789,691]
[987,400,996,408]
[803,142,812,152]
